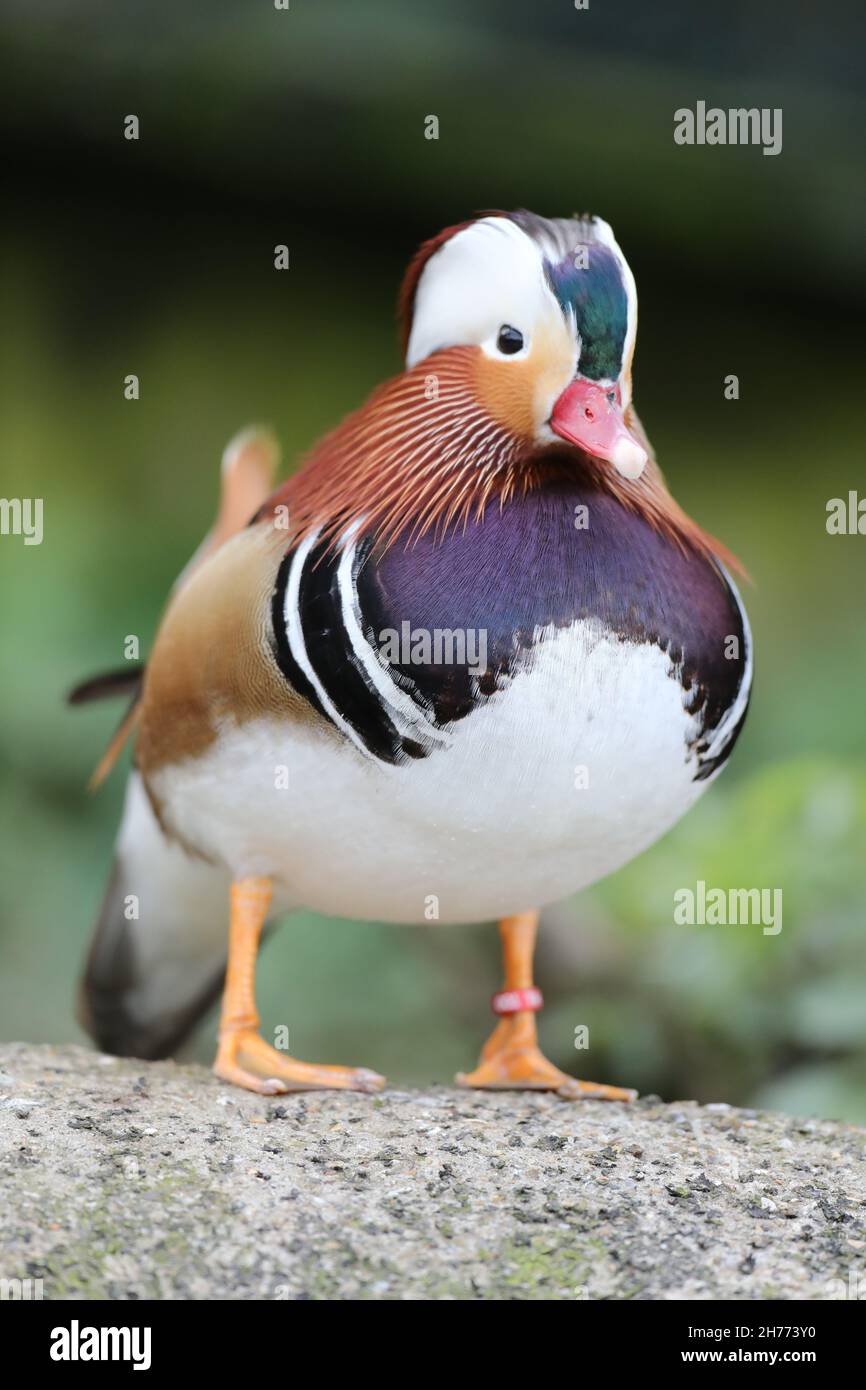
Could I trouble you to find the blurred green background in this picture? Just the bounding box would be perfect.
[1,1,864,1119]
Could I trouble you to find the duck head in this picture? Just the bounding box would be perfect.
[404,210,648,481]
[273,208,735,561]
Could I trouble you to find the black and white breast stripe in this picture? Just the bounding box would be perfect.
[691,568,753,782]
[268,486,752,782]
[270,531,450,765]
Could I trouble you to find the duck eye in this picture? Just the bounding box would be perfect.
[496,325,524,355]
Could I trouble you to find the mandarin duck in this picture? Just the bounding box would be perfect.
[74,211,751,1100]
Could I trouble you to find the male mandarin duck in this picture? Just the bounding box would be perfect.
[75,210,751,1100]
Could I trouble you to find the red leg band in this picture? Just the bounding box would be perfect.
[491,987,544,1016]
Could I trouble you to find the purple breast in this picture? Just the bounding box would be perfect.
[355,479,748,770]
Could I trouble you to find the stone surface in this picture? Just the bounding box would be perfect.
[1,1043,864,1301]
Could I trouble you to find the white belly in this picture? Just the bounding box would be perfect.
[150,624,708,924]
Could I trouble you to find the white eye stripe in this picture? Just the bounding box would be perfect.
[405,212,637,403]
[406,217,560,368]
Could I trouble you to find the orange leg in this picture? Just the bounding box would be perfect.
[213,877,385,1096]
[456,911,636,1102]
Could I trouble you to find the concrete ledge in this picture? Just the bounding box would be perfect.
[1,1044,863,1300]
